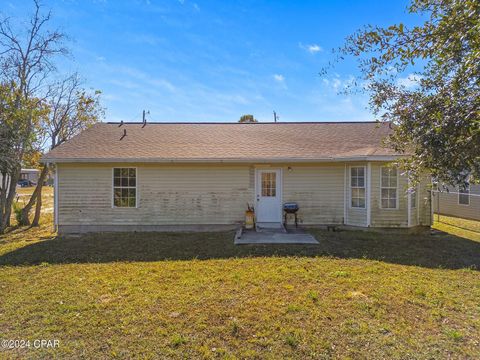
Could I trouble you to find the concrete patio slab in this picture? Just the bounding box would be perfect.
[235,229,319,245]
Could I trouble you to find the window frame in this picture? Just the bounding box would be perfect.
[380,166,399,210]
[458,183,470,206]
[349,166,366,209]
[112,167,138,209]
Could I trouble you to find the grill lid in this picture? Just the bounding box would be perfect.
[283,202,299,211]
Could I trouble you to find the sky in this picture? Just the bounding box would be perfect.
[2,0,421,123]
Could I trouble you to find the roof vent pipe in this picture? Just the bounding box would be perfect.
[142,110,150,128]
[273,111,278,123]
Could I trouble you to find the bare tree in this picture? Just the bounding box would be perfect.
[20,73,103,226]
[0,0,67,233]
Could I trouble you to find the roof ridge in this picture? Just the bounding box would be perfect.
[105,121,382,125]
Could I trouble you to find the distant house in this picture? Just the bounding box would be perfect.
[0,169,42,192]
[433,184,480,221]
[20,168,40,183]
[42,122,432,234]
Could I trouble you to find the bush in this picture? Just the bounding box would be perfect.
[12,202,22,225]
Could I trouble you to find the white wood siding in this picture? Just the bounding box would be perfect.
[370,163,409,227]
[56,162,432,229]
[282,164,344,225]
[435,184,480,220]
[58,164,252,225]
[369,164,431,227]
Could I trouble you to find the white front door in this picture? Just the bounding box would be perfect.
[255,169,282,223]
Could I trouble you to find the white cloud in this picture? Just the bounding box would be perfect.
[299,43,323,54]
[126,33,165,46]
[397,74,422,89]
[273,74,287,90]
[306,87,372,121]
[109,79,140,89]
[308,44,322,53]
[322,75,356,93]
[102,93,119,101]
[106,65,177,93]
[99,63,269,122]
[148,78,176,93]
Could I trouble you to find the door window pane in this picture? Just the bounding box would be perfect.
[261,172,276,197]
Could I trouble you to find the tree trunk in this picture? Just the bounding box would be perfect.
[19,165,49,226]
[0,166,20,233]
[0,172,7,226]
[32,184,42,227]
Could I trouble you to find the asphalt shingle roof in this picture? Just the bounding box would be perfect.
[43,121,399,163]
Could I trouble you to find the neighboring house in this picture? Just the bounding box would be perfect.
[433,184,480,221]
[20,168,40,184]
[42,122,432,234]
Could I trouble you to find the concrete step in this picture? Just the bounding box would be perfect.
[255,222,287,233]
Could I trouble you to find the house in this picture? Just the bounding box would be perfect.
[20,168,40,184]
[42,121,432,234]
[433,184,480,221]
[1,168,39,191]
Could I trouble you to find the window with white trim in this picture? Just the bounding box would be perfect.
[350,166,366,208]
[113,168,137,207]
[458,183,470,205]
[381,167,398,209]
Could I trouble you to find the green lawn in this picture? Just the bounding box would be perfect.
[434,214,480,241]
[0,214,479,359]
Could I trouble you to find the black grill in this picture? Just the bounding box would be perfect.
[283,202,299,213]
[283,202,299,228]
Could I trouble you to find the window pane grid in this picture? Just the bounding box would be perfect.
[381,167,397,209]
[113,168,137,208]
[351,167,366,208]
[261,172,276,197]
